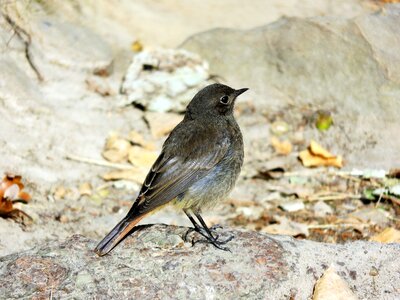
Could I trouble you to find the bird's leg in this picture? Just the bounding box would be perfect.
[183,209,208,241]
[194,212,234,251]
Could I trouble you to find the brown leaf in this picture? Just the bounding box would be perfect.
[313,266,358,300]
[79,182,92,196]
[0,175,31,220]
[270,136,292,155]
[102,169,146,184]
[388,168,400,178]
[370,228,400,243]
[102,135,131,163]
[54,186,67,200]
[261,216,309,237]
[299,140,343,168]
[145,112,183,138]
[128,146,158,168]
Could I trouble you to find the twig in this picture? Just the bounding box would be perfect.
[3,12,43,81]
[65,154,134,170]
[307,223,370,229]
[304,192,361,202]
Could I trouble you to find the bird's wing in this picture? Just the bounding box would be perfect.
[130,119,230,217]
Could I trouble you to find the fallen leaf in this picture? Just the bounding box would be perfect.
[85,76,113,96]
[145,112,183,138]
[309,140,335,158]
[128,130,146,146]
[102,169,146,184]
[262,216,309,237]
[299,140,343,168]
[128,146,158,168]
[315,110,333,131]
[102,135,131,163]
[0,175,32,221]
[54,186,67,200]
[388,168,400,178]
[370,228,400,243]
[271,136,292,155]
[131,40,143,52]
[313,266,358,300]
[79,182,92,196]
[128,130,156,150]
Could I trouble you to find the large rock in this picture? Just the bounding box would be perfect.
[0,225,398,299]
[182,5,400,169]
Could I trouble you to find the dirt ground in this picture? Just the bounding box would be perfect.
[1,0,399,257]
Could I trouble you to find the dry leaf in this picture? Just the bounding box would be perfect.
[145,112,183,138]
[0,175,32,221]
[131,40,143,52]
[54,185,67,200]
[388,168,400,178]
[271,136,292,155]
[102,135,131,163]
[128,146,158,168]
[299,140,343,168]
[102,169,146,184]
[309,140,335,159]
[128,130,156,150]
[261,216,309,237]
[79,182,92,196]
[370,228,400,243]
[313,266,358,300]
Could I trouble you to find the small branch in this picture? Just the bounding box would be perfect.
[3,12,43,81]
[304,192,361,202]
[307,223,370,229]
[65,154,134,170]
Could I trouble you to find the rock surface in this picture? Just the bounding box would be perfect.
[120,49,211,112]
[0,225,399,299]
[182,5,400,169]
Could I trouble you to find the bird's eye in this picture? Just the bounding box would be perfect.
[219,95,229,105]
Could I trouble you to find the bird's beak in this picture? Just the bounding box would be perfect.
[234,88,249,97]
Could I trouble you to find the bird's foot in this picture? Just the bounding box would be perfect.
[188,228,234,251]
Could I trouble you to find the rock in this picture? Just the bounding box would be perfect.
[29,17,113,72]
[278,200,305,212]
[0,225,399,299]
[182,5,400,169]
[120,49,212,112]
[313,201,334,217]
[0,56,42,112]
[348,208,390,227]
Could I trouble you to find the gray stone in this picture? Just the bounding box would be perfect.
[182,5,400,169]
[29,17,113,72]
[120,49,212,112]
[0,225,399,299]
[313,201,334,217]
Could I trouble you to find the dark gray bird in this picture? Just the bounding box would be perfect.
[95,83,247,256]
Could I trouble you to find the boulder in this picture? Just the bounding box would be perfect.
[0,225,398,299]
[182,5,400,169]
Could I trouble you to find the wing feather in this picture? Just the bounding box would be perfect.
[131,119,229,217]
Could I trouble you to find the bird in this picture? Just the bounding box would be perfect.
[95,83,247,256]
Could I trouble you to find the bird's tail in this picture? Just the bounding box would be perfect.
[94,213,146,256]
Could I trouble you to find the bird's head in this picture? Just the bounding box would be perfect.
[186,83,248,118]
